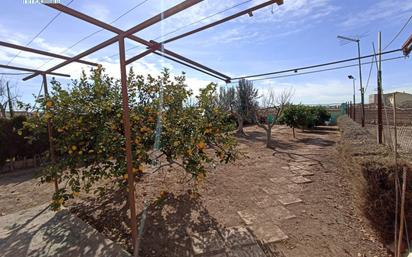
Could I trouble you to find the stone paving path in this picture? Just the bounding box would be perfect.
[188,157,317,257]
[0,204,130,257]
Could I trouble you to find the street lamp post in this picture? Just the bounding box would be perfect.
[338,35,365,127]
[348,75,356,121]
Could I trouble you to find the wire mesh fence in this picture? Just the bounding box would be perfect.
[350,103,412,159]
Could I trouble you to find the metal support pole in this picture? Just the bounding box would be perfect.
[352,79,356,122]
[377,32,383,144]
[118,35,138,255]
[349,101,352,119]
[42,74,58,192]
[357,41,365,127]
[393,92,397,158]
[397,167,407,257]
[6,82,14,118]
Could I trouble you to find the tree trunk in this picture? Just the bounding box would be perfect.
[0,105,5,118]
[236,116,245,135]
[292,127,296,138]
[266,127,272,148]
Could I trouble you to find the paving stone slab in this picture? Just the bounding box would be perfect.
[269,177,290,184]
[265,206,296,221]
[227,244,267,257]
[290,176,313,184]
[237,210,256,225]
[0,204,130,257]
[190,230,226,255]
[248,223,288,244]
[296,169,315,176]
[220,226,256,247]
[252,195,279,209]
[276,193,303,205]
[208,253,228,257]
[280,183,303,193]
[261,186,287,195]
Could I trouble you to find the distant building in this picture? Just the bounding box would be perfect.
[369,91,412,107]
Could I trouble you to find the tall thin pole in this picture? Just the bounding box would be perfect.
[357,41,365,127]
[393,92,398,160]
[6,81,14,118]
[397,167,407,257]
[352,79,356,122]
[118,35,138,255]
[42,74,58,192]
[377,32,383,144]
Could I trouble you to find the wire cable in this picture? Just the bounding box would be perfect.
[116,0,253,59]
[7,0,75,66]
[364,56,375,93]
[36,0,151,70]
[232,49,402,81]
[0,72,32,76]
[384,14,412,51]
[247,56,406,82]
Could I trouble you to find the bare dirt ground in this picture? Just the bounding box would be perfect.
[0,168,53,216]
[0,125,389,256]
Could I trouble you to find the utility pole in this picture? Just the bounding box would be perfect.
[377,32,383,144]
[357,40,365,127]
[348,75,356,122]
[6,81,14,118]
[338,35,365,126]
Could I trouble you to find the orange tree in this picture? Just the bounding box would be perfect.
[25,67,237,209]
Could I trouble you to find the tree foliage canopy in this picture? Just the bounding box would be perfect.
[25,67,238,209]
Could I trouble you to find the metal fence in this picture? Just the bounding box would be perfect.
[349,103,412,158]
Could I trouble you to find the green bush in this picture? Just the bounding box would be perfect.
[279,105,331,130]
[0,116,48,168]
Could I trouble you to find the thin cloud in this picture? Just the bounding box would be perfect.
[341,0,412,28]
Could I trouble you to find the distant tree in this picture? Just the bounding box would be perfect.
[255,88,294,147]
[0,79,18,118]
[218,79,259,135]
[279,104,331,138]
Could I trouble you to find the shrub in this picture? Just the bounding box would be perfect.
[279,105,331,130]
[0,116,48,168]
[25,67,238,209]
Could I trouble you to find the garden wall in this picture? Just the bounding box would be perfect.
[337,115,412,247]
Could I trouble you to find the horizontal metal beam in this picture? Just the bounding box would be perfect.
[23,37,118,81]
[48,2,230,81]
[402,34,412,55]
[0,41,99,67]
[0,64,70,77]
[23,0,202,81]
[152,51,228,82]
[125,49,153,65]
[161,0,284,44]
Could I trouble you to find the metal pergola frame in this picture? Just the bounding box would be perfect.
[0,0,283,254]
[403,34,412,56]
[0,42,99,192]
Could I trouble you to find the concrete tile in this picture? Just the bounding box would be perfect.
[190,230,225,255]
[290,176,312,184]
[276,193,303,205]
[281,183,303,193]
[227,244,266,257]
[265,206,296,221]
[237,210,256,225]
[248,223,288,243]
[220,226,256,247]
[296,169,314,176]
[252,195,279,209]
[269,177,290,184]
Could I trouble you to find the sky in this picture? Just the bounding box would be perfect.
[0,0,411,106]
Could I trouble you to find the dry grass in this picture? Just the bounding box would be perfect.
[337,116,412,246]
